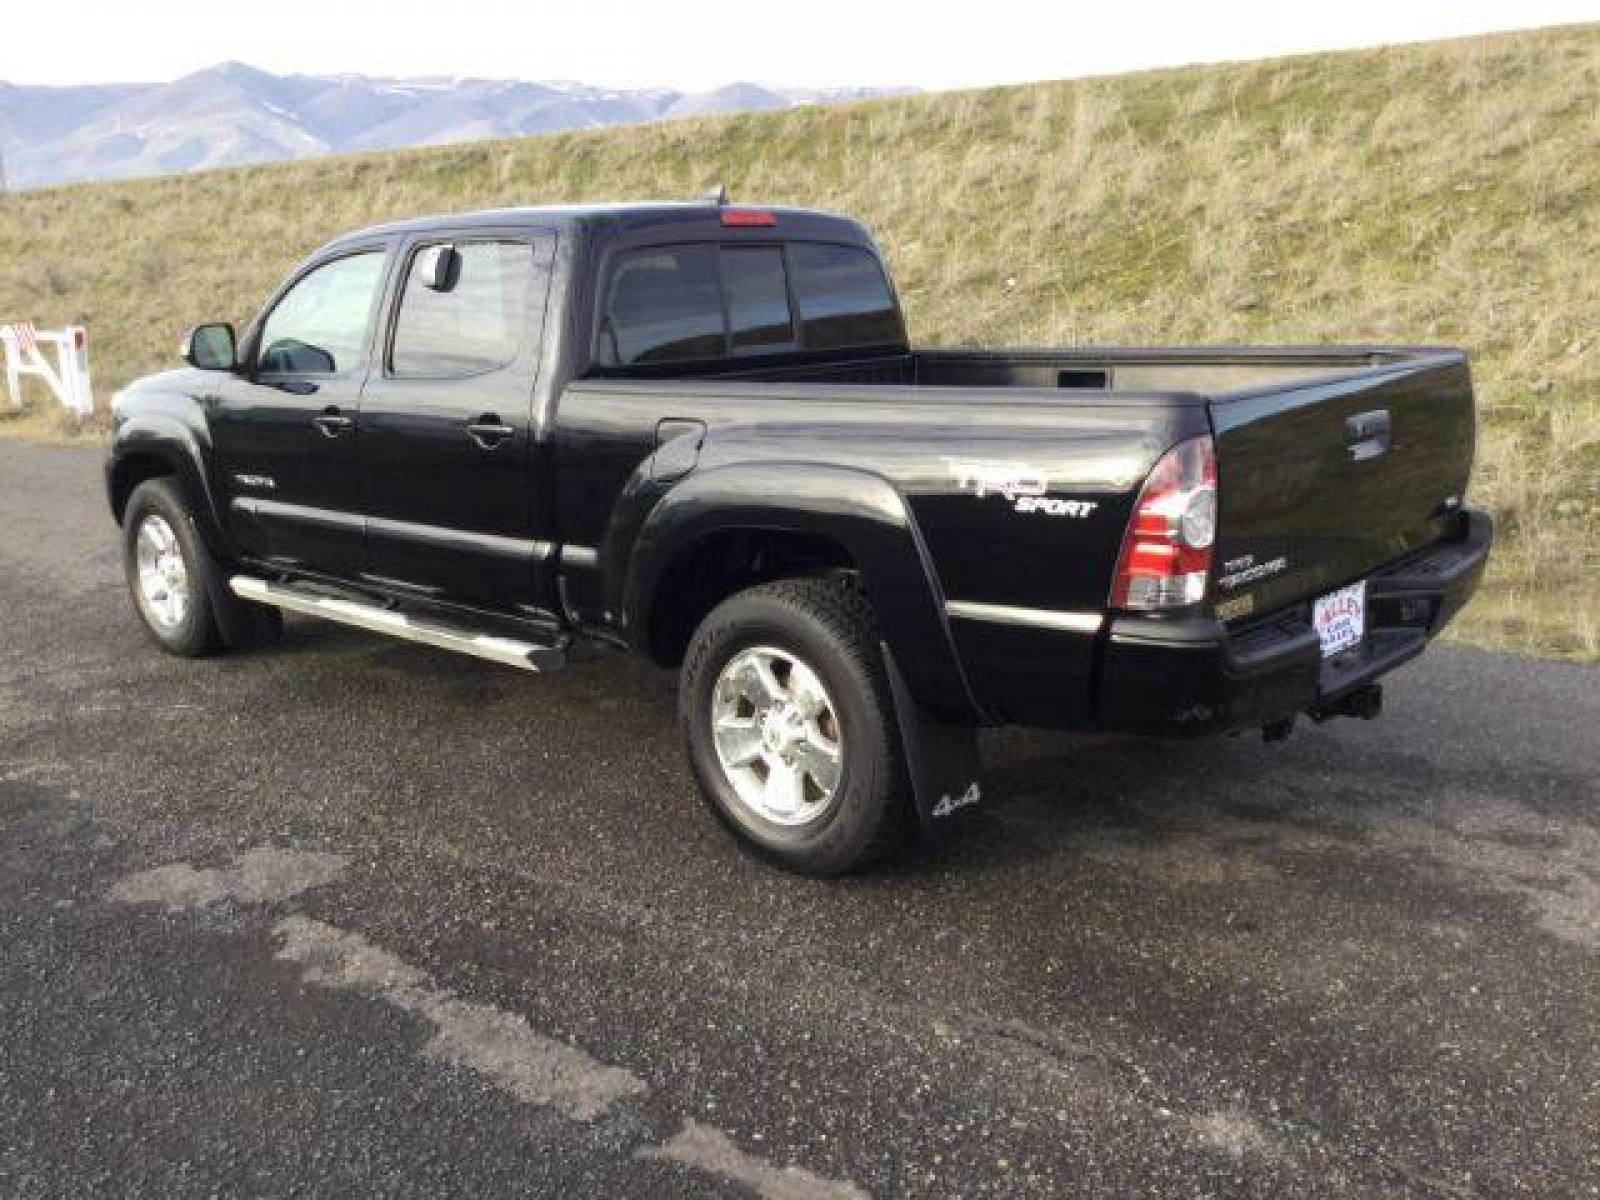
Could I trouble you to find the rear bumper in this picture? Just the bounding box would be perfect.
[1095,508,1493,736]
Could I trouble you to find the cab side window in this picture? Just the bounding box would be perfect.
[257,251,386,375]
[390,241,536,378]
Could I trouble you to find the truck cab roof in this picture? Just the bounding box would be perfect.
[309,199,908,382]
[321,201,879,254]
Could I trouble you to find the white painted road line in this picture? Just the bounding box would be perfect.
[112,849,872,1197]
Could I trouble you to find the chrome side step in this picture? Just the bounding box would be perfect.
[230,576,566,672]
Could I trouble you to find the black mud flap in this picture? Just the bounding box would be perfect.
[882,645,984,837]
[197,543,282,650]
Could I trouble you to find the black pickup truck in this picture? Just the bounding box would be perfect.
[107,197,1492,873]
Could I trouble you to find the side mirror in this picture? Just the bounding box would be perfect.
[182,323,237,371]
[417,244,461,293]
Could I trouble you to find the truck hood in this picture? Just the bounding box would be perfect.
[111,367,219,421]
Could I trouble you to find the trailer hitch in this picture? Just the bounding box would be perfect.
[1309,683,1384,724]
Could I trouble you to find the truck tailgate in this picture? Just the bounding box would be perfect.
[1208,351,1476,620]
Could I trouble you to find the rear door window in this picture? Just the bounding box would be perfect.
[600,245,725,365]
[788,243,900,350]
[721,246,795,354]
[390,240,535,377]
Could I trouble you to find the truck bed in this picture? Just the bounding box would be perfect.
[601,344,1456,398]
[562,343,1475,667]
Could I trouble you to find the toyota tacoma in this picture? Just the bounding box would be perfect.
[106,196,1493,873]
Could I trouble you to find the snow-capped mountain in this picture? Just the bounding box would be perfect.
[0,63,907,190]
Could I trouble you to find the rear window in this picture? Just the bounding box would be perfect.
[722,246,796,354]
[599,240,899,367]
[788,243,900,351]
[600,245,724,365]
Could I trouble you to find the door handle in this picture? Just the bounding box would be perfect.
[467,415,515,449]
[312,407,354,437]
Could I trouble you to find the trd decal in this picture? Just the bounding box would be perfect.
[944,459,1099,519]
[1014,495,1099,518]
[944,458,1047,502]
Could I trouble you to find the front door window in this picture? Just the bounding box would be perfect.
[257,252,386,376]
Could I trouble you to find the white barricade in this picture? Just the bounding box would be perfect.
[1,321,95,418]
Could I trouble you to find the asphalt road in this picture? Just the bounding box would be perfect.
[1,438,1596,1199]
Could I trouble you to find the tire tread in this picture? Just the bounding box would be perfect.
[679,575,909,873]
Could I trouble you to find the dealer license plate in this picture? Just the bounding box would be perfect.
[1314,581,1367,659]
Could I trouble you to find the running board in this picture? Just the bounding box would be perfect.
[229,576,566,672]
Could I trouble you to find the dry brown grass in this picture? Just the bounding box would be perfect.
[0,377,104,445]
[1,25,1596,659]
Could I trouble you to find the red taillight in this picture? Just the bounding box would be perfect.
[1110,435,1217,611]
[720,208,777,227]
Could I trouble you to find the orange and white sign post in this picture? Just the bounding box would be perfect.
[1,322,95,418]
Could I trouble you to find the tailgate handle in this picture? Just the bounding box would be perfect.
[466,414,516,449]
[1345,409,1390,462]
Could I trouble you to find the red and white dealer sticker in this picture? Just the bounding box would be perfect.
[1314,581,1367,659]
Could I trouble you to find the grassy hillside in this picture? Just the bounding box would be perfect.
[2,26,1596,660]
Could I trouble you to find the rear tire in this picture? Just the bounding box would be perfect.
[679,578,910,875]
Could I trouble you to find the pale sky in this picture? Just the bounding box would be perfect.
[4,0,1598,90]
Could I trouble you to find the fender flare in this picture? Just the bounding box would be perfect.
[618,461,981,723]
[107,414,234,561]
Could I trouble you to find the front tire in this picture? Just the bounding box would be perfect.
[679,578,910,875]
[122,478,226,657]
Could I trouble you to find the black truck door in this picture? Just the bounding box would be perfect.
[354,231,556,616]
[210,246,390,570]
